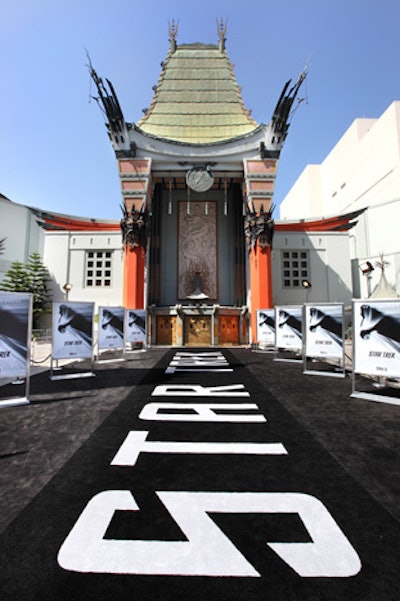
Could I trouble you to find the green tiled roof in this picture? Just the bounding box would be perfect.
[136,43,259,144]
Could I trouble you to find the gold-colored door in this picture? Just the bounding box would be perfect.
[219,315,239,345]
[184,315,211,346]
[156,316,177,345]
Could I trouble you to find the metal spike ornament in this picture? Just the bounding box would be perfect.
[120,205,150,250]
[244,205,275,251]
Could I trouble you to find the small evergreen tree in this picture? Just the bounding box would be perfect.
[0,260,30,292]
[26,252,52,327]
[0,253,52,328]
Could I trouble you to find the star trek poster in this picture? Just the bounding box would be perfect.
[124,309,146,344]
[304,304,343,359]
[52,302,94,360]
[275,305,303,350]
[256,309,276,346]
[353,299,400,377]
[0,292,31,379]
[98,306,124,350]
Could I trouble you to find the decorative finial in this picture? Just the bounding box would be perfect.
[375,252,390,273]
[168,19,179,52]
[217,17,227,51]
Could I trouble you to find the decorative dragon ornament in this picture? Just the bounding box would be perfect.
[120,205,150,250]
[244,205,275,251]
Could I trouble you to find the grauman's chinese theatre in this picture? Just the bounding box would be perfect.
[89,21,306,346]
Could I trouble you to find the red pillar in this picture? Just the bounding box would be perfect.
[123,245,145,308]
[249,245,273,343]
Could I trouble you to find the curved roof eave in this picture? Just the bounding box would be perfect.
[133,122,267,148]
[275,209,366,232]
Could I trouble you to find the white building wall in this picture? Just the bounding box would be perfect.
[280,101,400,297]
[272,231,352,306]
[43,231,124,315]
[0,196,44,280]
[279,164,324,219]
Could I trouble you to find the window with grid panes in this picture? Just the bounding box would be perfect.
[282,250,309,287]
[85,251,112,287]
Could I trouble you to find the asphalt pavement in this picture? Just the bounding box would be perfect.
[0,347,399,599]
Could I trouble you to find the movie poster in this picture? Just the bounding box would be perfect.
[275,305,303,350]
[353,299,400,378]
[52,302,94,360]
[124,309,146,344]
[98,306,125,350]
[0,292,31,379]
[256,309,276,346]
[304,303,344,359]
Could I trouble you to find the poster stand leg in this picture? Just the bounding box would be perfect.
[49,357,95,381]
[253,343,275,354]
[0,396,30,407]
[303,356,346,378]
[351,371,400,407]
[0,374,30,408]
[273,347,303,363]
[124,343,147,360]
[96,348,126,364]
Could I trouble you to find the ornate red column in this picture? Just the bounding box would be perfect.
[123,246,146,308]
[243,159,276,343]
[248,244,273,341]
[118,158,152,308]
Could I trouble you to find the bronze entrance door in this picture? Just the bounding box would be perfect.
[156,316,177,345]
[184,315,211,346]
[218,315,239,345]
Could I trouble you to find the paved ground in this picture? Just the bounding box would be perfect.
[0,346,399,599]
[0,348,167,532]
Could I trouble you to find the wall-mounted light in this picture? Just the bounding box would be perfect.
[63,283,73,300]
[359,260,374,297]
[359,261,374,275]
[302,279,312,289]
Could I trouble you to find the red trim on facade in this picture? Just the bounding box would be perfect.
[42,216,120,232]
[275,210,363,232]
[40,209,360,234]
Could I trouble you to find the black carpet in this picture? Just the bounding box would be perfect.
[0,348,399,600]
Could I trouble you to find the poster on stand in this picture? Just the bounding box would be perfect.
[0,292,32,379]
[304,303,343,359]
[256,309,276,346]
[52,302,94,360]
[98,306,125,350]
[275,305,303,350]
[353,299,400,378]
[125,309,146,344]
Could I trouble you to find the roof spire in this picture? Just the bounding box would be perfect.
[168,19,179,53]
[217,17,227,51]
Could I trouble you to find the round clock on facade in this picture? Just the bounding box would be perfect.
[186,166,214,192]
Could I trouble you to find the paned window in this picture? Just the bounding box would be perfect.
[282,250,309,287]
[85,251,112,287]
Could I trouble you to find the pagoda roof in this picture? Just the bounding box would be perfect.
[30,207,120,231]
[136,42,259,144]
[276,209,365,232]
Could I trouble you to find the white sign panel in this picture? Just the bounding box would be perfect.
[125,309,146,344]
[256,309,276,345]
[98,307,125,350]
[52,302,94,360]
[304,304,343,359]
[275,306,303,350]
[0,292,31,379]
[353,299,400,378]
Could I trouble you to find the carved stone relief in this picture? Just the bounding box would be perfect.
[178,201,217,299]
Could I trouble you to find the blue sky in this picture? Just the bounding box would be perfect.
[1,0,399,220]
